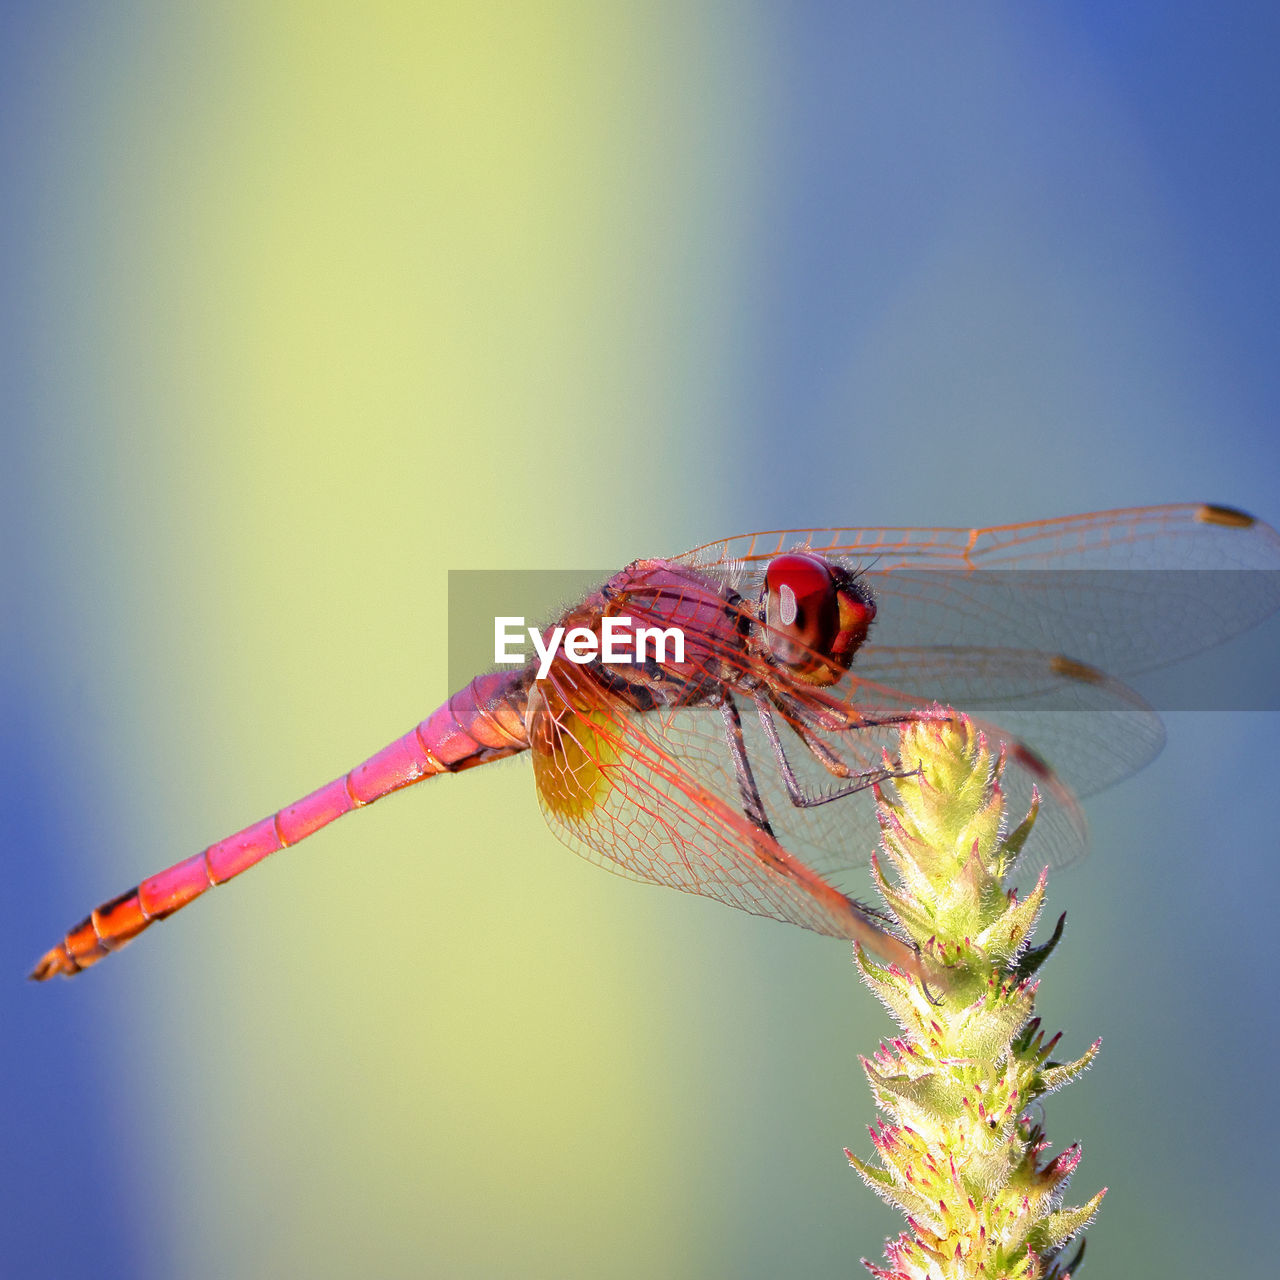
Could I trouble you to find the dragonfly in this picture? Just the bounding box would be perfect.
[31,503,1280,984]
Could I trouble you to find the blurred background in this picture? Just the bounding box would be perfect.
[6,4,1279,1277]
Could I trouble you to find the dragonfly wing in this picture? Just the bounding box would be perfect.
[837,646,1161,867]
[847,644,1167,800]
[676,505,1280,678]
[679,504,1280,573]
[728,703,1094,883]
[627,645,1164,881]
[526,642,1151,926]
[525,663,905,947]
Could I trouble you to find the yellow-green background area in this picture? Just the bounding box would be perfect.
[8,6,1280,1278]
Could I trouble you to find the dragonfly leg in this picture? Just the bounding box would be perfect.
[714,695,927,961]
[718,696,776,837]
[754,697,920,809]
[719,694,900,934]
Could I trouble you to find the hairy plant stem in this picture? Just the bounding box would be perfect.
[849,712,1104,1280]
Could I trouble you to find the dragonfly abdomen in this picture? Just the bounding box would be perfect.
[29,668,533,979]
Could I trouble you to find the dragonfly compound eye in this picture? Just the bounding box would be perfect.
[762,553,875,684]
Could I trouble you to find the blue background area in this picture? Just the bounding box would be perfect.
[5,5,1278,1277]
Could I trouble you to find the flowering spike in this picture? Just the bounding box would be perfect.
[850,711,1104,1279]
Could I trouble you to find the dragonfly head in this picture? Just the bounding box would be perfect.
[760,553,875,686]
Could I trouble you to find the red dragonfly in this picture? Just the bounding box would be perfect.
[31,503,1280,983]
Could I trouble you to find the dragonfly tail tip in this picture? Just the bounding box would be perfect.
[28,946,77,982]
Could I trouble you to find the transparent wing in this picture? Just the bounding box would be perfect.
[526,642,1151,942]
[680,504,1280,572]
[611,652,1156,882]
[526,662,913,958]
[677,504,1280,677]
[846,646,1166,806]
[754,646,1164,876]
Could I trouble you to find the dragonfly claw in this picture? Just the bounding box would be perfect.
[920,976,945,1007]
